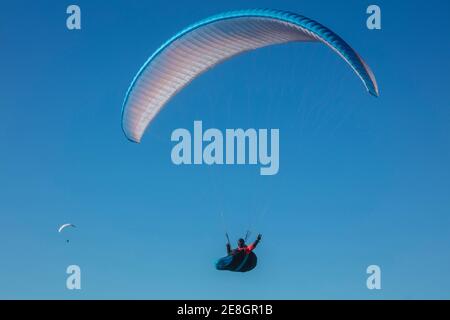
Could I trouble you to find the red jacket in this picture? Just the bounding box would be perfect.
[226,239,260,255]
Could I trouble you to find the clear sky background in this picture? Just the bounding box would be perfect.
[1,0,449,299]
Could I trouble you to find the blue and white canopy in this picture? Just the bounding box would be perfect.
[122,9,379,143]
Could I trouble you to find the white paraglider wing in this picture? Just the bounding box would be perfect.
[121,9,379,143]
[58,223,76,233]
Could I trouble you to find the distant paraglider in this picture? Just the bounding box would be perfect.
[121,9,379,143]
[58,223,76,243]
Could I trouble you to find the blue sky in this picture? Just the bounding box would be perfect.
[1,0,449,299]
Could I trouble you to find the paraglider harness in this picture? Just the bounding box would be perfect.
[216,232,261,272]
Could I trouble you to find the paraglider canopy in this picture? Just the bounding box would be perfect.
[121,9,379,143]
[58,223,76,233]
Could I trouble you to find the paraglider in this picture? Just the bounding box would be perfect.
[120,9,380,273]
[215,233,262,272]
[121,9,379,143]
[58,223,76,243]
